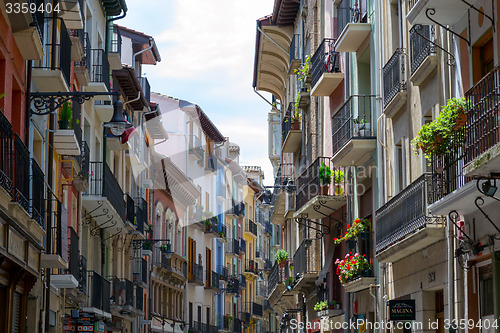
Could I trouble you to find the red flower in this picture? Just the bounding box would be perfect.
[347,224,351,230]
[346,264,351,270]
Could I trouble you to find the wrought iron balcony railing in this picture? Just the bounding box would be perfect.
[110,277,134,307]
[126,194,135,225]
[337,0,368,37]
[74,32,90,69]
[245,259,259,275]
[138,76,151,106]
[218,265,228,281]
[13,135,30,214]
[282,103,295,145]
[296,157,347,210]
[67,227,86,293]
[376,174,446,253]
[233,318,242,333]
[188,262,204,284]
[75,141,90,182]
[293,238,321,276]
[332,95,375,152]
[264,221,272,236]
[244,219,257,236]
[311,38,340,88]
[47,195,64,257]
[227,238,239,255]
[135,197,147,233]
[252,302,263,317]
[383,48,406,108]
[85,161,126,221]
[410,25,435,75]
[31,158,46,227]
[35,17,71,85]
[465,64,500,165]
[256,281,267,298]
[111,25,122,54]
[239,238,246,253]
[87,271,111,313]
[267,262,283,295]
[136,285,143,311]
[240,274,247,289]
[430,128,469,203]
[90,49,110,91]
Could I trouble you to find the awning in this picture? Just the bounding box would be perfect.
[316,244,336,285]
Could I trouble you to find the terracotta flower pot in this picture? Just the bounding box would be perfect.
[291,121,300,130]
[279,260,286,268]
[453,113,467,130]
[320,185,329,195]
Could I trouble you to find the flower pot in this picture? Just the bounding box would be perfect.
[453,113,467,129]
[328,304,335,309]
[291,121,300,130]
[334,184,344,196]
[279,260,286,269]
[359,231,370,240]
[320,185,330,195]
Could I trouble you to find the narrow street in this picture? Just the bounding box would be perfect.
[0,0,499,333]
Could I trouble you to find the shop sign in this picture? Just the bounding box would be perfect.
[389,300,416,321]
[94,321,105,332]
[77,312,95,332]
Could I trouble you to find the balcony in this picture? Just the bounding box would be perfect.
[311,38,343,97]
[383,48,407,117]
[74,32,90,86]
[240,275,247,289]
[60,0,84,29]
[32,18,71,92]
[376,174,446,263]
[264,221,273,238]
[206,155,217,173]
[84,271,111,319]
[83,162,126,235]
[334,0,371,52]
[270,163,295,225]
[290,34,301,72]
[256,280,267,299]
[110,277,139,316]
[10,8,44,60]
[205,270,220,290]
[188,262,204,285]
[125,194,135,226]
[239,238,246,254]
[41,197,68,269]
[292,238,321,291]
[155,250,187,284]
[87,49,111,96]
[189,135,205,160]
[464,65,500,177]
[138,76,151,107]
[244,259,259,278]
[282,103,302,154]
[68,29,84,61]
[53,100,82,156]
[227,238,240,257]
[342,267,376,292]
[295,157,347,219]
[331,95,376,166]
[409,25,437,86]
[226,276,240,294]
[296,79,310,109]
[31,158,46,228]
[109,26,122,70]
[135,197,147,234]
[51,227,81,289]
[244,218,257,237]
[407,0,471,26]
[255,245,264,261]
[218,265,228,281]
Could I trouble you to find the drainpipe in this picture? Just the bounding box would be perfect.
[133,38,155,74]
[369,284,380,333]
[105,0,127,54]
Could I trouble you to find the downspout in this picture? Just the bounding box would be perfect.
[133,38,155,74]
[105,0,127,54]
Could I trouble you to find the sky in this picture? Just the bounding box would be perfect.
[121,0,275,185]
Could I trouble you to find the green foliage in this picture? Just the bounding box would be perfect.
[59,101,72,122]
[274,249,289,263]
[331,169,344,184]
[335,253,370,283]
[412,97,466,161]
[291,109,302,122]
[334,218,370,244]
[314,301,328,311]
[319,162,331,185]
[294,55,312,114]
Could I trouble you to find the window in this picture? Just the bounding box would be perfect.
[472,30,494,84]
[479,265,493,317]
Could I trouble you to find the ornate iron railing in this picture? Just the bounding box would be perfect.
[293,238,321,275]
[245,259,259,275]
[296,157,347,210]
[90,49,110,91]
[376,174,446,252]
[311,38,340,88]
[410,25,435,74]
[332,95,375,153]
[245,219,257,236]
[337,0,367,37]
[267,262,282,295]
[465,64,500,164]
[31,158,46,227]
[13,135,30,213]
[383,48,406,108]
[85,161,126,220]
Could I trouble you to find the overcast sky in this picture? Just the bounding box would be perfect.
[121,0,275,184]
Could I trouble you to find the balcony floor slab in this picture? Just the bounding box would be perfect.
[427,180,477,216]
[311,72,344,97]
[334,23,371,53]
[331,138,376,166]
[464,142,500,178]
[342,277,376,293]
[294,195,346,219]
[282,130,302,153]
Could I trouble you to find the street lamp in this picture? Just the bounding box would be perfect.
[103,100,132,136]
[163,239,173,259]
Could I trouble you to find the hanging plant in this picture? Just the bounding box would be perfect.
[334,218,370,244]
[335,252,370,283]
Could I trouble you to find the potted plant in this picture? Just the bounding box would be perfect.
[332,169,345,195]
[291,110,302,130]
[335,253,370,283]
[58,101,72,130]
[274,249,289,268]
[358,118,370,136]
[283,276,294,286]
[334,218,371,244]
[314,301,328,312]
[319,162,331,195]
[328,300,336,309]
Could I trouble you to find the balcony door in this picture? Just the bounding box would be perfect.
[206,248,212,286]
[188,238,196,280]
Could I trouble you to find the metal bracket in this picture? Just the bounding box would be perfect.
[460,0,495,32]
[295,213,330,239]
[413,24,456,66]
[30,91,120,115]
[425,8,470,46]
[103,228,123,241]
[449,210,473,242]
[474,197,500,234]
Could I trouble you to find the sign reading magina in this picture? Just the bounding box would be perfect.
[389,300,416,321]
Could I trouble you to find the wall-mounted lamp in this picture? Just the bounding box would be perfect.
[103,100,132,136]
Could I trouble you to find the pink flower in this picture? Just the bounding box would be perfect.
[354,253,359,257]
[335,259,340,264]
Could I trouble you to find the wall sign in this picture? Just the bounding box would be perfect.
[388,300,416,321]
